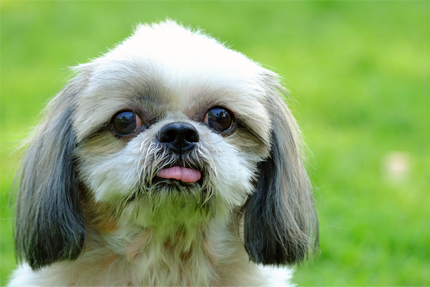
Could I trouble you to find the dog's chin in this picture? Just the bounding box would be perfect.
[150,176,206,190]
[140,173,213,206]
[125,178,216,233]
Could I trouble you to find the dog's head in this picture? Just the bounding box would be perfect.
[14,21,318,270]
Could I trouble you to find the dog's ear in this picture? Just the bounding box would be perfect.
[14,76,87,270]
[243,72,319,265]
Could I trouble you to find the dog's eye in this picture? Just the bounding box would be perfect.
[204,107,234,133]
[111,110,143,136]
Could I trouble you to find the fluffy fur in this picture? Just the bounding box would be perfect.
[9,21,318,286]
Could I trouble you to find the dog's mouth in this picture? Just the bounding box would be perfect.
[130,162,212,206]
[157,166,201,183]
[150,164,206,189]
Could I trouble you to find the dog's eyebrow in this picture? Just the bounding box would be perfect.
[236,118,268,145]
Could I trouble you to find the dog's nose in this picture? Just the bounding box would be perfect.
[157,122,199,154]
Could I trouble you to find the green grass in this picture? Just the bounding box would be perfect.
[1,1,430,286]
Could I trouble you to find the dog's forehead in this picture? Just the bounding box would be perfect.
[73,22,271,142]
[104,21,262,77]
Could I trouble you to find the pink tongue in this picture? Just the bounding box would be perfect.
[157,166,201,183]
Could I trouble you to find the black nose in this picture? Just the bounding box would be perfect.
[157,122,199,154]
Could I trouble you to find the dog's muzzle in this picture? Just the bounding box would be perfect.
[155,122,202,184]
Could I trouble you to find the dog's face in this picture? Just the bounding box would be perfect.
[73,35,271,207]
[14,21,318,270]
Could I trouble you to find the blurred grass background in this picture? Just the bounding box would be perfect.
[1,1,429,286]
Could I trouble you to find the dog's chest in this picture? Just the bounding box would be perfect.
[123,228,218,286]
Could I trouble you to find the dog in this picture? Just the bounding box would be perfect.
[9,20,318,286]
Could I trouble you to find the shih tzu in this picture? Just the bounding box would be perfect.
[9,21,318,286]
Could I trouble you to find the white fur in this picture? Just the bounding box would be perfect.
[9,20,315,287]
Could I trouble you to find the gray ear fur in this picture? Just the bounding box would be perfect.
[14,78,87,270]
[243,73,319,265]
